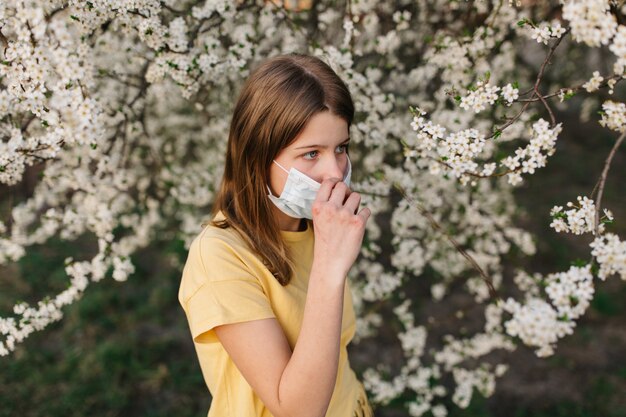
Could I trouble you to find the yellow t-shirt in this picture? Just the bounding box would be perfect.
[178,211,373,417]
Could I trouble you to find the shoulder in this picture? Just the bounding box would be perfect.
[196,218,254,261]
[190,221,252,270]
[179,222,260,303]
[191,211,248,255]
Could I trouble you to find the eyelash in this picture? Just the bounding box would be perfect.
[303,144,349,160]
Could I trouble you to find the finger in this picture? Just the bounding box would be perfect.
[356,207,371,223]
[343,191,361,214]
[328,181,348,205]
[315,178,341,202]
[341,186,353,204]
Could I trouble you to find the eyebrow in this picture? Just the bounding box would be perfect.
[294,137,351,150]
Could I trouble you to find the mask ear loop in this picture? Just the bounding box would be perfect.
[344,157,352,181]
[273,160,290,173]
[267,160,291,197]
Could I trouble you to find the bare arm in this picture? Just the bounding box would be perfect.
[214,178,370,417]
[215,264,346,417]
[278,264,346,417]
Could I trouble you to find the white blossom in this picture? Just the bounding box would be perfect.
[562,0,617,47]
[582,71,603,92]
[609,25,626,74]
[459,81,501,113]
[550,196,599,235]
[529,21,566,45]
[599,100,626,132]
[501,83,519,105]
[590,233,626,280]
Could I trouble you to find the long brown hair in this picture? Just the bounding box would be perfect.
[208,53,354,285]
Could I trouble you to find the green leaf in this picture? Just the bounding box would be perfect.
[564,91,576,100]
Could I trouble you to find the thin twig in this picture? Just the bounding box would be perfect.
[517,74,624,103]
[487,30,569,139]
[386,179,501,301]
[486,0,504,28]
[593,130,626,235]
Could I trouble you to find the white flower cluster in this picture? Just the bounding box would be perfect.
[501,119,562,186]
[391,237,426,276]
[599,100,626,132]
[452,366,504,408]
[342,18,355,49]
[409,109,490,185]
[530,21,567,45]
[590,233,626,280]
[503,265,594,357]
[549,196,601,235]
[409,112,561,187]
[562,0,617,47]
[545,264,594,319]
[501,83,519,105]
[434,333,515,371]
[357,260,404,301]
[362,366,407,406]
[609,25,626,74]
[1,254,101,356]
[459,81,500,113]
[582,70,604,92]
[392,10,412,31]
[0,25,104,185]
[513,271,542,296]
[361,304,447,415]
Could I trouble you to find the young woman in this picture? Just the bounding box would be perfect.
[178,53,373,417]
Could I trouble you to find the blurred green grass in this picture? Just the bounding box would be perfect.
[0,238,208,417]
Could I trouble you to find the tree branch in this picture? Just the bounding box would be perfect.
[388,179,501,301]
[593,130,626,235]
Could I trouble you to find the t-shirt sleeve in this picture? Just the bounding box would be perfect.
[180,234,276,343]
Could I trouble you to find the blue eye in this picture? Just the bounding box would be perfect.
[303,150,318,160]
[336,143,349,154]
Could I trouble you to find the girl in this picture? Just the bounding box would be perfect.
[178,53,373,417]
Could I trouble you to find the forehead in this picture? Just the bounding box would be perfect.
[287,111,349,148]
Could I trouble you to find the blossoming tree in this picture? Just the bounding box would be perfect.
[1,0,625,415]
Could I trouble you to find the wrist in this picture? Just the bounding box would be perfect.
[310,260,347,287]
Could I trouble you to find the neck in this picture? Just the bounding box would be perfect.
[271,205,306,232]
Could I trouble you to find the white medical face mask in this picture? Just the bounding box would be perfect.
[267,157,352,219]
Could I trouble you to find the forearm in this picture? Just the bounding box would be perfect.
[278,263,345,417]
